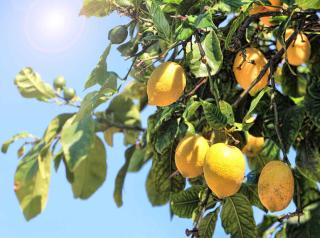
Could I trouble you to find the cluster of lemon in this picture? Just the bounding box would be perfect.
[146,61,294,211]
[144,0,309,212]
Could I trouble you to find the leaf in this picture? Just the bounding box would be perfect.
[170,186,203,218]
[280,64,306,98]
[128,148,147,172]
[286,202,320,238]
[187,30,223,78]
[257,215,279,238]
[14,142,51,221]
[221,194,257,238]
[2,132,37,153]
[296,130,320,182]
[305,76,320,128]
[113,146,134,207]
[61,115,95,171]
[75,91,111,121]
[294,169,320,208]
[72,136,107,199]
[239,183,266,211]
[14,68,55,102]
[225,12,247,50]
[85,44,112,89]
[295,0,320,9]
[79,0,114,17]
[201,100,227,129]
[103,127,121,147]
[146,1,172,41]
[243,87,272,123]
[219,100,235,125]
[154,119,179,154]
[198,207,220,238]
[43,113,74,144]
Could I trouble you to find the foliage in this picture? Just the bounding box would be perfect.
[2,0,320,237]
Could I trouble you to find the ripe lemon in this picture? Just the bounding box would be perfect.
[175,135,209,178]
[242,134,265,158]
[147,62,186,107]
[203,143,246,198]
[233,48,270,95]
[258,160,294,211]
[276,29,311,66]
[249,0,281,27]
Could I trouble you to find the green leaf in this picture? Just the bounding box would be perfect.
[187,30,223,78]
[198,207,220,238]
[2,132,37,154]
[170,186,203,218]
[71,136,106,199]
[296,130,320,182]
[295,0,320,9]
[14,68,55,102]
[305,76,320,128]
[202,100,227,129]
[127,148,147,172]
[257,215,279,238]
[294,169,320,208]
[280,64,306,98]
[219,100,235,125]
[221,194,257,238]
[79,0,114,17]
[61,115,95,171]
[146,1,172,41]
[75,91,111,121]
[114,146,134,207]
[286,202,320,238]
[43,113,74,144]
[14,142,51,221]
[243,87,271,123]
[225,12,247,50]
[239,183,266,211]
[85,44,112,89]
[154,119,179,154]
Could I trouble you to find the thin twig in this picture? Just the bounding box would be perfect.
[187,78,208,96]
[232,30,299,108]
[278,210,304,222]
[186,188,211,238]
[194,33,220,105]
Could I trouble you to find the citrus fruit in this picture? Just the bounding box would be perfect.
[242,134,265,158]
[203,143,246,198]
[108,25,128,44]
[53,76,66,90]
[258,160,294,211]
[233,48,270,95]
[175,135,209,178]
[276,29,311,66]
[63,87,76,100]
[147,62,186,106]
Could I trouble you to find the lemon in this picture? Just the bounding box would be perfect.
[204,143,246,198]
[258,160,294,211]
[147,62,186,107]
[175,135,209,178]
[276,29,311,66]
[242,134,265,158]
[233,48,270,95]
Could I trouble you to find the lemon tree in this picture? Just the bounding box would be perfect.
[3,0,320,237]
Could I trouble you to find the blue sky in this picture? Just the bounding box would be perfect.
[0,1,295,237]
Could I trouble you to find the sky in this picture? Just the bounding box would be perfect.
[0,1,295,237]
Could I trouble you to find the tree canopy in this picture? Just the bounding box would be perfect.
[2,0,320,237]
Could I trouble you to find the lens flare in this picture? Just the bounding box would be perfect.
[24,0,86,53]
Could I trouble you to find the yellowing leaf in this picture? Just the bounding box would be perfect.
[104,127,121,147]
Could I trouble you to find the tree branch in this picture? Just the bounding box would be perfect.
[232,30,299,108]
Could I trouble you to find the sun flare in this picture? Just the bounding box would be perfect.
[24,0,85,53]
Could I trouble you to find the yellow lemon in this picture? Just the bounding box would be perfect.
[233,48,270,95]
[258,160,294,211]
[269,0,282,5]
[276,29,311,66]
[242,134,265,158]
[249,0,281,27]
[175,134,209,178]
[204,143,246,198]
[147,62,186,106]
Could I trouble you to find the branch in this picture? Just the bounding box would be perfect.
[278,210,304,223]
[96,118,146,132]
[194,33,220,106]
[232,29,299,108]
[186,188,212,238]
